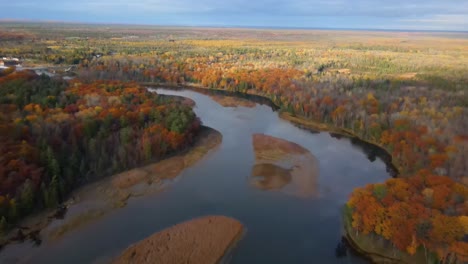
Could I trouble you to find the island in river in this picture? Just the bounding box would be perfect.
[1,87,393,264]
[251,134,319,197]
[113,215,244,264]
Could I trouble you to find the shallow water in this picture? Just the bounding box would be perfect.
[0,88,392,264]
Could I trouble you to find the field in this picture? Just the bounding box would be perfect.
[1,22,467,262]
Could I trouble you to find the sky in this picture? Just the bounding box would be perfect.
[1,0,467,31]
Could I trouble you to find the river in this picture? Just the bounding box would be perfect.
[0,88,391,264]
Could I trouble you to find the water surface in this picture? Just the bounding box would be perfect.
[0,88,391,264]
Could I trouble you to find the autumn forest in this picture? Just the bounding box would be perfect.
[0,72,200,230]
[0,23,467,263]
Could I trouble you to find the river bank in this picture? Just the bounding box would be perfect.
[279,112,400,176]
[1,84,393,264]
[342,207,430,264]
[144,82,404,263]
[144,82,400,175]
[0,126,222,251]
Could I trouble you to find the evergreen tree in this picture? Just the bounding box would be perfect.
[19,179,35,215]
[8,199,18,222]
[46,175,60,207]
[0,216,7,234]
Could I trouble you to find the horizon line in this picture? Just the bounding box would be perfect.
[1,19,467,33]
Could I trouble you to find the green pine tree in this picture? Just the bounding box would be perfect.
[0,216,7,234]
[19,179,35,215]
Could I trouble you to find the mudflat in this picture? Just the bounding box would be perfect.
[113,215,244,264]
[251,133,319,197]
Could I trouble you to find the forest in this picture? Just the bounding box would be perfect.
[0,70,200,232]
[0,23,467,262]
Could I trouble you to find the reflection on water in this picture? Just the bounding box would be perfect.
[0,88,390,264]
[251,134,319,197]
[330,133,398,177]
[156,86,280,110]
[251,163,292,190]
[349,137,398,177]
[209,94,257,108]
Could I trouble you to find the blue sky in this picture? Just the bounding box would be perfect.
[2,0,467,30]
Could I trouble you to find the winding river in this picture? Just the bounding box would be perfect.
[0,88,392,264]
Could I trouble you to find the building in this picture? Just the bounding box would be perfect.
[0,60,9,71]
[2,57,20,66]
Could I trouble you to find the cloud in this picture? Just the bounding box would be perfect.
[398,14,467,30]
[2,0,467,30]
[400,14,467,25]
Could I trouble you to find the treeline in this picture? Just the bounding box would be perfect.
[80,57,467,180]
[1,27,467,261]
[0,71,200,232]
[77,52,468,262]
[346,172,468,262]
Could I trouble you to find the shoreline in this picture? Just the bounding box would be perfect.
[146,81,405,262]
[0,126,222,250]
[146,81,400,175]
[1,80,402,261]
[342,207,427,264]
[279,112,400,176]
